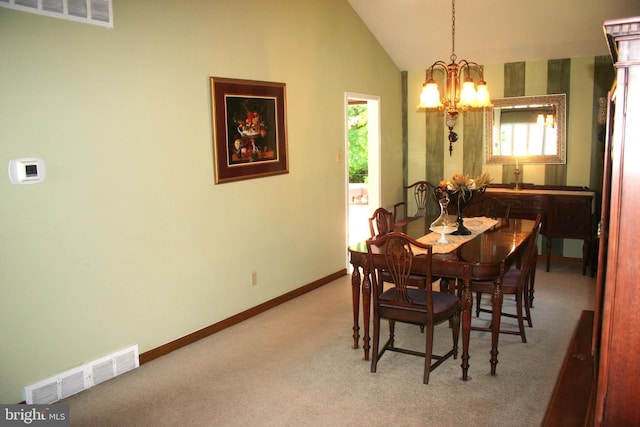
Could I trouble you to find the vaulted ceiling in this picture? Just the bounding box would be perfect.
[347,0,640,70]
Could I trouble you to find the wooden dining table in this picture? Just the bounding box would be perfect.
[348,216,536,380]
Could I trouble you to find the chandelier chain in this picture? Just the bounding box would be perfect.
[450,0,456,62]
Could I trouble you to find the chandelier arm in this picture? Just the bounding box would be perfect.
[458,60,486,81]
[457,60,470,79]
[475,65,486,81]
[425,61,448,81]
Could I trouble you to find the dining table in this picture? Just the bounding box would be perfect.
[348,215,536,380]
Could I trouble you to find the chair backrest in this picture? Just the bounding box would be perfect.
[519,214,543,282]
[369,207,395,238]
[366,232,433,306]
[529,214,543,256]
[405,181,438,218]
[485,197,511,220]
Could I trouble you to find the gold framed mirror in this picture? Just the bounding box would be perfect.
[485,94,566,164]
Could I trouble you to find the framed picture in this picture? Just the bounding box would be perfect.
[210,77,288,184]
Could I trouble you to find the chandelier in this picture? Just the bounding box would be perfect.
[417,0,492,156]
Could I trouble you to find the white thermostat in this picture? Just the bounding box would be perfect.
[8,158,46,184]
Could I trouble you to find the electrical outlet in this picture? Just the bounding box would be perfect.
[251,271,257,286]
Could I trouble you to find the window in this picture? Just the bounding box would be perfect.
[498,121,558,157]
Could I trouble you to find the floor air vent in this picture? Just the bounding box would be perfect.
[24,345,139,404]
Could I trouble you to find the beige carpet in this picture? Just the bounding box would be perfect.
[62,261,595,426]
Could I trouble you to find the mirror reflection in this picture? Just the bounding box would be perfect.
[485,94,566,164]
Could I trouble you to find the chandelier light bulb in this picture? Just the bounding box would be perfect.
[418,80,443,109]
[459,80,477,107]
[475,82,491,107]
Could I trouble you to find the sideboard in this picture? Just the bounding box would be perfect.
[466,185,595,275]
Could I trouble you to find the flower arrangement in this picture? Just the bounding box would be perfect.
[438,172,492,202]
[436,172,492,235]
[236,111,266,138]
[233,109,268,161]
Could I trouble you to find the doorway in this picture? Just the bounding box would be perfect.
[345,93,381,253]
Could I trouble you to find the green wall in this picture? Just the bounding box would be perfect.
[0,0,403,403]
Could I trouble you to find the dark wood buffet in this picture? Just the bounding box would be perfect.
[466,184,595,275]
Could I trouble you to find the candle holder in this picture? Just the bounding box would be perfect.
[514,168,521,191]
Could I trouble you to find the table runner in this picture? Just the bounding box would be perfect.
[412,216,499,254]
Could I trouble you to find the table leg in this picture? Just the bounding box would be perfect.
[490,273,504,376]
[350,261,361,350]
[361,255,372,361]
[460,265,472,381]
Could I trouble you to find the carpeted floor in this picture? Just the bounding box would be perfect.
[62,260,595,426]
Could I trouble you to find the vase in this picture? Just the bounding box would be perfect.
[449,188,484,235]
[429,193,457,244]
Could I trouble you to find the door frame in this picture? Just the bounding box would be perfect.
[344,92,381,265]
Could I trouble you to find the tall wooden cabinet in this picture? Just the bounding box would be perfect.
[594,17,640,426]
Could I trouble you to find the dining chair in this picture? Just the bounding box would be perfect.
[484,197,511,221]
[366,232,460,384]
[393,181,438,227]
[368,207,395,239]
[472,214,543,343]
[369,206,441,336]
[369,206,441,290]
[517,215,542,314]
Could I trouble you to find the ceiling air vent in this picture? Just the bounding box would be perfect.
[0,0,113,28]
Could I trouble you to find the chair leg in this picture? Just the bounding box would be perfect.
[423,324,434,384]
[515,292,527,343]
[529,252,538,308]
[523,280,533,328]
[388,319,396,348]
[370,313,383,373]
[475,292,482,317]
[452,312,460,359]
